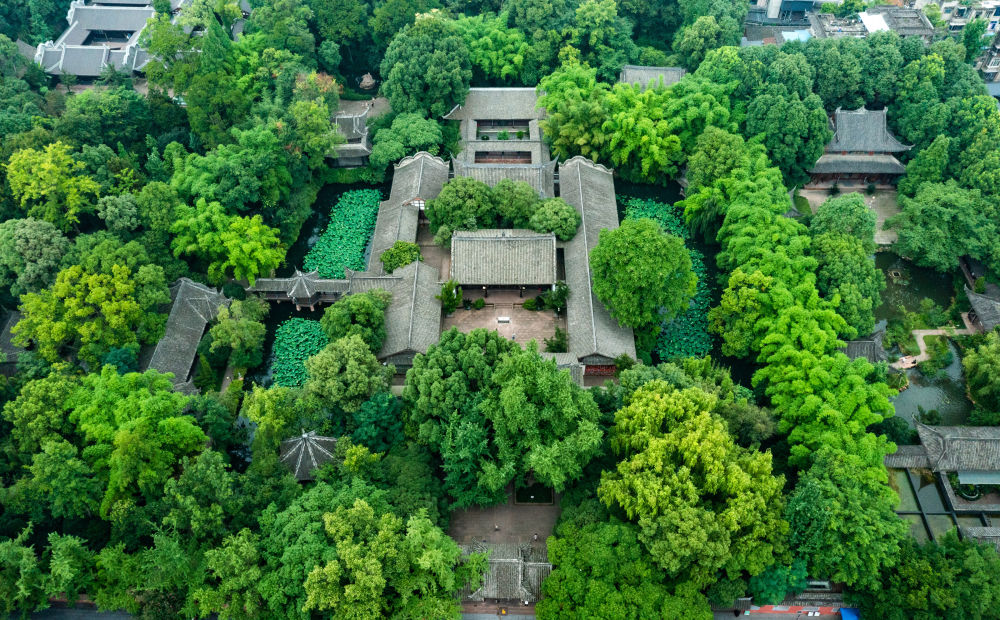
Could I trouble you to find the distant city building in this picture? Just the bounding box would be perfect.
[809,6,935,40]
[809,107,911,186]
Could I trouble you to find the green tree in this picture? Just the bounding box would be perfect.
[898,135,951,198]
[746,87,831,187]
[436,279,463,314]
[379,241,422,273]
[157,450,236,544]
[403,328,516,506]
[569,0,639,81]
[380,13,472,118]
[194,529,266,620]
[304,335,393,412]
[891,181,997,273]
[209,297,269,369]
[66,367,203,518]
[351,391,404,453]
[1,368,78,454]
[963,18,988,62]
[0,218,70,301]
[963,331,1000,412]
[492,178,540,227]
[536,61,612,164]
[303,499,486,617]
[7,439,103,521]
[598,381,787,588]
[96,193,141,236]
[52,86,151,149]
[590,218,696,329]
[786,443,906,589]
[319,290,392,352]
[850,531,1000,619]
[45,533,96,606]
[13,264,169,365]
[171,199,286,285]
[672,15,728,71]
[812,232,884,337]
[529,197,582,241]
[426,176,497,244]
[538,518,712,619]
[747,559,808,605]
[5,141,101,232]
[809,193,876,247]
[369,113,443,176]
[454,12,534,83]
[0,526,47,616]
[245,0,315,60]
[477,344,603,493]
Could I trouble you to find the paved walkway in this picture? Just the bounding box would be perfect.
[891,313,976,369]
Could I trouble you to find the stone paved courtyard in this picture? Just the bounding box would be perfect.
[442,296,565,346]
[449,485,560,546]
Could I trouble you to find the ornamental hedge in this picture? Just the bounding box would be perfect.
[304,189,382,278]
[621,196,712,360]
[270,318,329,387]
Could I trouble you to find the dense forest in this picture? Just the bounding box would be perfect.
[3,0,1000,618]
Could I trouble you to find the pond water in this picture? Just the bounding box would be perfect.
[892,340,971,426]
[875,252,955,324]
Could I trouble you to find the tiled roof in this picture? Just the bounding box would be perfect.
[967,286,1000,331]
[452,159,556,198]
[961,526,1000,552]
[883,444,931,469]
[826,108,911,154]
[377,261,441,361]
[917,423,1000,473]
[279,431,338,481]
[460,542,551,603]
[810,154,906,175]
[443,88,543,121]
[558,157,636,363]
[146,278,228,391]
[450,230,557,286]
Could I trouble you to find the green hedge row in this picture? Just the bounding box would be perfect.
[304,189,382,278]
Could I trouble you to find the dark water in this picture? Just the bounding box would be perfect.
[892,340,971,426]
[876,252,955,323]
[613,179,685,222]
[872,253,971,425]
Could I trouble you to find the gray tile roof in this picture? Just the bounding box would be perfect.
[450,230,557,286]
[366,152,449,275]
[842,330,887,363]
[810,153,906,175]
[279,431,338,481]
[558,157,636,364]
[460,542,551,603]
[826,108,911,154]
[967,286,1000,331]
[443,88,543,121]
[917,423,1000,473]
[376,261,441,362]
[883,444,931,469]
[386,152,450,207]
[146,278,228,390]
[248,270,351,302]
[961,526,1000,552]
[452,159,556,198]
[618,65,686,90]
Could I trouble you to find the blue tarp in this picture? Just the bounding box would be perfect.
[840,608,862,620]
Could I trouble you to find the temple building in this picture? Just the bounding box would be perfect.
[809,107,911,186]
[443,87,557,197]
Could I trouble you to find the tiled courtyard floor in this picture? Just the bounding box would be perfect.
[449,486,560,546]
[442,300,565,346]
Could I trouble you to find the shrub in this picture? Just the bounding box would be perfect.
[437,279,462,314]
[540,281,569,313]
[523,298,537,311]
[303,189,382,278]
[472,298,485,309]
[497,130,510,140]
[270,318,328,387]
[544,327,568,353]
[529,198,581,241]
[380,241,422,273]
[976,276,986,294]
[866,183,877,195]
[516,130,525,139]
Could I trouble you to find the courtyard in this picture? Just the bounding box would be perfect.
[798,187,900,245]
[441,290,566,345]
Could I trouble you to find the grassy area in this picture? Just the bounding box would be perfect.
[793,193,811,215]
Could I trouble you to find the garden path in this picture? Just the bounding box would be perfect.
[891,313,976,370]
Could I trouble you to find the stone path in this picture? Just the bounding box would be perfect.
[891,313,976,370]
